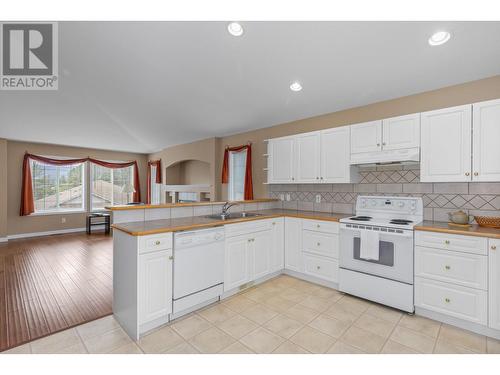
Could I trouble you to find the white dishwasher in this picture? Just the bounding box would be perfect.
[172,227,225,317]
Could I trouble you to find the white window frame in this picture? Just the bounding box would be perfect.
[31,158,86,214]
[228,149,247,201]
[150,164,162,205]
[90,162,135,211]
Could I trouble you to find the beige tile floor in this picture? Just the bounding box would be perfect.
[3,275,500,354]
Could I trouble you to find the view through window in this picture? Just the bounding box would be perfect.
[228,150,246,201]
[91,164,135,210]
[150,164,161,204]
[32,160,85,212]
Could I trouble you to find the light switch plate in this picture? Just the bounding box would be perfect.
[286,193,291,201]
[315,194,321,203]
[279,193,284,201]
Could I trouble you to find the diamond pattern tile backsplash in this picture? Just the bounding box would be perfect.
[267,164,500,222]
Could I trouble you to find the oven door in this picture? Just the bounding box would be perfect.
[339,224,414,284]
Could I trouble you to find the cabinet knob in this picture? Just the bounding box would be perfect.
[445,265,451,270]
[272,222,276,225]
[317,242,321,246]
[317,224,321,228]
[168,255,174,260]
[445,298,451,303]
[474,172,479,176]
[382,142,386,146]
[465,172,470,176]
[492,245,497,250]
[155,240,161,245]
[377,143,381,147]
[292,177,295,181]
[320,177,323,180]
[316,266,321,270]
[445,240,450,245]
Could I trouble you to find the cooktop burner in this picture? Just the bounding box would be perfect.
[389,219,413,225]
[349,216,372,221]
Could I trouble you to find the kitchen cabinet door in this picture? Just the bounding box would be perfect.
[295,131,321,183]
[350,120,382,154]
[270,218,285,272]
[472,99,500,182]
[224,235,252,291]
[489,239,500,330]
[268,137,296,183]
[138,249,172,326]
[284,217,302,272]
[321,127,356,183]
[420,104,472,182]
[252,230,272,280]
[382,113,420,150]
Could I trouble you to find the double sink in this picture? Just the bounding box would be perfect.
[205,212,263,220]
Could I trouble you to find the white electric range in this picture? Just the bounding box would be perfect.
[339,196,423,312]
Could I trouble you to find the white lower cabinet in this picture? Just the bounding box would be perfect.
[302,252,339,282]
[224,234,253,291]
[224,218,282,292]
[415,277,487,325]
[138,249,173,326]
[489,239,500,330]
[284,217,302,272]
[270,218,285,272]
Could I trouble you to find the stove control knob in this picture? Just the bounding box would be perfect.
[398,202,404,207]
[371,201,377,206]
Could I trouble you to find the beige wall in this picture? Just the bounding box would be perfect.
[0,139,7,239]
[149,137,219,201]
[6,140,148,236]
[217,75,500,200]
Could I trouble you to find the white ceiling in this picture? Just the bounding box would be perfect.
[1,21,500,154]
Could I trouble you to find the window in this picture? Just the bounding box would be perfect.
[91,164,135,210]
[228,149,247,201]
[31,160,85,213]
[150,164,161,204]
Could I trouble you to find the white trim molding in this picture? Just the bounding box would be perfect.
[0,237,8,243]
[6,225,106,241]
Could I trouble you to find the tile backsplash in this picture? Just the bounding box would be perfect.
[268,164,500,222]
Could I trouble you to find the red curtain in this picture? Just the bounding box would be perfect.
[20,153,142,216]
[221,144,253,200]
[146,160,162,204]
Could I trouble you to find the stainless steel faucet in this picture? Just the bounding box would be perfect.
[221,201,239,217]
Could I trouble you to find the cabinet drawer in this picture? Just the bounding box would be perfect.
[302,230,339,258]
[225,219,273,238]
[415,246,487,290]
[302,219,339,234]
[415,277,487,325]
[139,233,173,254]
[302,253,338,282]
[415,231,487,255]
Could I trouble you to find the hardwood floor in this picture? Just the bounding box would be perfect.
[0,232,112,352]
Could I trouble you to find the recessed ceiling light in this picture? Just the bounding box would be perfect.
[227,22,243,37]
[428,31,451,46]
[290,81,302,92]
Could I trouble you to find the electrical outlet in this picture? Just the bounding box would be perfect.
[315,194,321,204]
[279,193,285,201]
[286,193,291,201]
[61,217,66,224]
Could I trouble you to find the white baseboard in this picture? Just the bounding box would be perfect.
[7,225,106,240]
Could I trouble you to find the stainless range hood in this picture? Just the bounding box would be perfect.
[350,147,420,165]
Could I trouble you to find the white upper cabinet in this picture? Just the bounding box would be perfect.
[350,120,382,154]
[268,136,296,183]
[321,127,357,183]
[382,113,420,150]
[295,131,321,183]
[472,99,500,182]
[420,104,472,182]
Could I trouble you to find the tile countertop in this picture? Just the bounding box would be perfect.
[415,221,500,239]
[112,209,352,236]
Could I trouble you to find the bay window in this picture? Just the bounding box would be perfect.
[31,160,85,213]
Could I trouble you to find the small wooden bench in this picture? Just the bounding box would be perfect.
[86,213,111,235]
